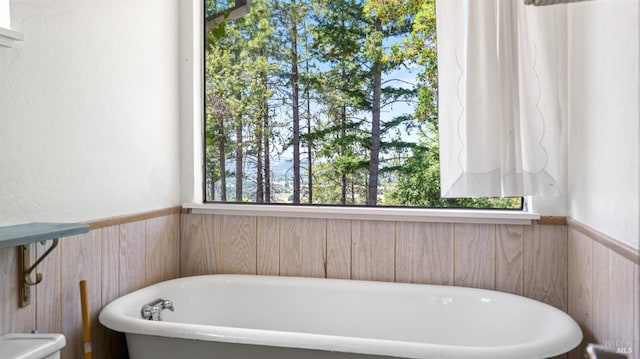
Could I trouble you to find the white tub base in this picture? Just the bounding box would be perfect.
[127,333,396,359]
[100,275,582,359]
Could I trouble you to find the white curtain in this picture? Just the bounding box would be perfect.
[436,0,566,198]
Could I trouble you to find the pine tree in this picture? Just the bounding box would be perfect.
[205,0,278,202]
[310,0,371,204]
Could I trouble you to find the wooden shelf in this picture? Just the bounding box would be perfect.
[0,26,23,48]
[0,222,89,250]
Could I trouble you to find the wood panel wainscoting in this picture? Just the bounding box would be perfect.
[567,218,639,359]
[181,213,571,359]
[181,212,639,359]
[1,207,637,359]
[0,207,180,359]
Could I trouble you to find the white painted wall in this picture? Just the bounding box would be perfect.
[0,0,10,29]
[568,0,639,249]
[0,0,181,225]
[2,0,636,250]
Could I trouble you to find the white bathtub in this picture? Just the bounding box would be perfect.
[99,275,582,359]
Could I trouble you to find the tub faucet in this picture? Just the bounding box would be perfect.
[141,299,174,321]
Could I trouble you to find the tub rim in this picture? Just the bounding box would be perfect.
[99,274,583,359]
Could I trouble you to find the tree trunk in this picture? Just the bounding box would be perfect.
[306,43,313,204]
[307,99,312,204]
[235,120,243,202]
[256,110,264,203]
[291,0,301,204]
[367,18,383,206]
[218,117,227,202]
[264,102,271,203]
[340,104,347,205]
[256,61,268,203]
[351,176,355,204]
[251,45,270,203]
[234,49,243,202]
[235,106,243,202]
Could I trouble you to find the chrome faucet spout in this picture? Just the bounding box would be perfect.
[141,298,175,321]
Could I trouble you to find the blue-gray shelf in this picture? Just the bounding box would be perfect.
[0,222,89,250]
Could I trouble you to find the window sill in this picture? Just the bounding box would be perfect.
[184,203,539,225]
[0,27,23,48]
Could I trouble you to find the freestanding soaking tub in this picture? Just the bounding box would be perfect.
[99,275,582,359]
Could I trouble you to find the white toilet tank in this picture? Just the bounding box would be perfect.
[0,334,66,359]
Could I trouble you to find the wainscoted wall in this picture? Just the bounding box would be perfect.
[1,209,637,359]
[0,209,180,359]
[567,219,639,359]
[179,214,572,359]
[180,213,569,313]
[181,213,640,359]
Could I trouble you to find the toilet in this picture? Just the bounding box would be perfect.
[0,334,65,359]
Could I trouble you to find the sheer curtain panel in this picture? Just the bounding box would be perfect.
[436,0,566,198]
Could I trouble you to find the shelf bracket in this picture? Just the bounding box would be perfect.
[20,238,59,307]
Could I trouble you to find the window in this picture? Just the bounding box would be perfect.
[203,0,521,209]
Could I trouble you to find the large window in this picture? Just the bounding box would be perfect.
[203,0,521,209]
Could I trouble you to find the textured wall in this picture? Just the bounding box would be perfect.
[567,0,639,249]
[0,0,181,226]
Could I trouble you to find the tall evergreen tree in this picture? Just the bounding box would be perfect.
[204,0,520,208]
[310,0,371,204]
[205,0,278,202]
[272,0,312,204]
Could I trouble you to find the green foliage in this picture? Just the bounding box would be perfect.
[387,124,520,209]
[204,0,521,209]
[205,0,279,201]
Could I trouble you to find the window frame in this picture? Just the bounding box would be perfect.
[205,0,251,30]
[180,0,543,222]
[185,202,539,225]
